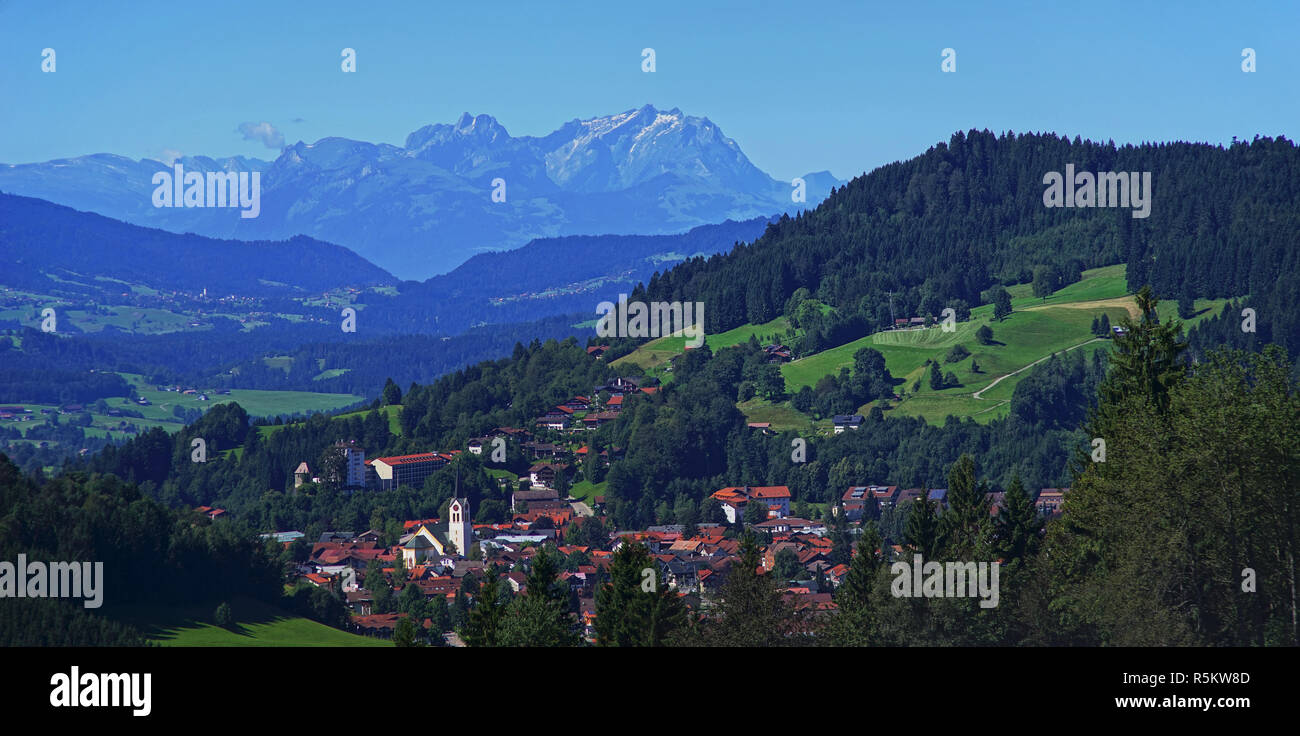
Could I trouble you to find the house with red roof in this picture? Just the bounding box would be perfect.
[195,505,227,521]
[711,485,792,523]
[561,396,591,411]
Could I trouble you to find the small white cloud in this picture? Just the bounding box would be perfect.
[157,148,184,165]
[237,121,285,150]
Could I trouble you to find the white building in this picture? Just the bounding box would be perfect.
[338,441,366,489]
[448,497,471,558]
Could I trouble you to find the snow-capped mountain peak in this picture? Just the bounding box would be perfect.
[0,106,844,279]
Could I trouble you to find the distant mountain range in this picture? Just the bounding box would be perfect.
[0,189,774,338]
[383,216,778,330]
[0,192,394,297]
[0,105,844,279]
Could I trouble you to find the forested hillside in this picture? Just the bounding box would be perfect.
[630,131,1300,358]
[0,452,286,645]
[389,217,775,329]
[0,192,396,295]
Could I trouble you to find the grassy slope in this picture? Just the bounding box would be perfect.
[257,404,402,439]
[768,264,1228,427]
[737,398,827,433]
[120,597,387,647]
[0,303,196,335]
[603,267,1143,428]
[611,316,791,373]
[118,373,363,421]
[1,372,367,448]
[569,479,608,504]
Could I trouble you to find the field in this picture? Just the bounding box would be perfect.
[802,266,1229,425]
[257,403,402,439]
[0,285,331,336]
[0,300,198,335]
[612,264,1234,428]
[1013,263,1129,307]
[784,303,1124,395]
[569,479,607,504]
[119,597,387,647]
[313,368,351,381]
[0,372,367,449]
[612,316,791,373]
[737,398,825,433]
[121,374,364,419]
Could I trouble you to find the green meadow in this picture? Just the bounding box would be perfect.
[612,316,791,373]
[121,373,364,419]
[120,598,388,647]
[257,403,402,439]
[569,479,608,504]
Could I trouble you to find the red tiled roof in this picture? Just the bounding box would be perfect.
[373,452,450,466]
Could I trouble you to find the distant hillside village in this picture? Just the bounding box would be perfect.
[259,374,1071,643]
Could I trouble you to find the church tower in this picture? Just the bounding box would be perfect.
[448,497,472,557]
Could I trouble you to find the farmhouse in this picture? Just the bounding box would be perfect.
[561,396,591,411]
[582,411,619,429]
[512,487,559,511]
[527,462,571,490]
[832,415,864,433]
[536,413,570,431]
[488,426,533,442]
[764,344,792,363]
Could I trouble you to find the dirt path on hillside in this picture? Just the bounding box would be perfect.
[1023,295,1141,319]
[971,337,1106,400]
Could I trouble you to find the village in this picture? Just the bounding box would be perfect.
[262,372,1070,645]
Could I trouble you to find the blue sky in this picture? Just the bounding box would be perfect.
[1,0,1296,181]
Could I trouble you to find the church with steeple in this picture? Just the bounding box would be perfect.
[400,497,474,566]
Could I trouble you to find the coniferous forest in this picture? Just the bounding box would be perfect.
[632,131,1300,361]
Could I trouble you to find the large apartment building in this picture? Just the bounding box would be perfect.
[366,452,454,491]
[336,441,367,489]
